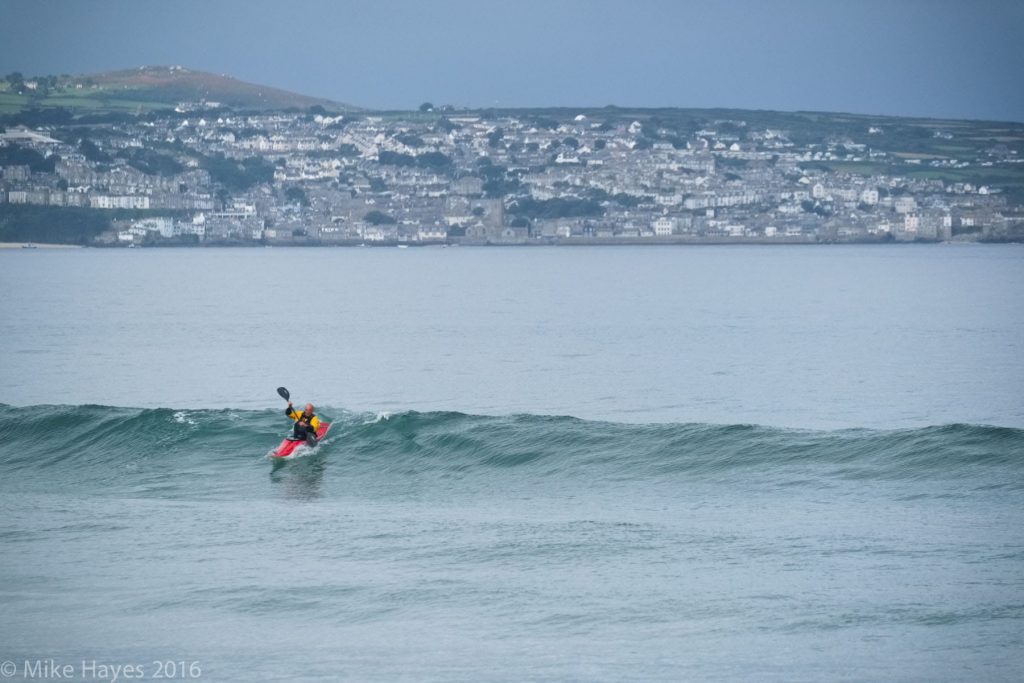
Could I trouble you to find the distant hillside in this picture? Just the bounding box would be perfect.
[0,66,358,113]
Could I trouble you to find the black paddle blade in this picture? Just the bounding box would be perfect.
[276,387,290,401]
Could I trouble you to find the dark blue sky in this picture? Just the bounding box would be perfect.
[2,0,1022,121]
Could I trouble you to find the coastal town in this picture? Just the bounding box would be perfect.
[1,94,1022,246]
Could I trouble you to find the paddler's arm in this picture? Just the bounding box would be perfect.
[285,402,299,420]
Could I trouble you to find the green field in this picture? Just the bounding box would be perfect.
[0,90,172,115]
[0,67,355,115]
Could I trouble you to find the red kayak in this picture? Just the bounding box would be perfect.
[271,422,331,458]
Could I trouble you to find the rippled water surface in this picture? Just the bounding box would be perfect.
[1,245,1022,681]
[2,244,1023,427]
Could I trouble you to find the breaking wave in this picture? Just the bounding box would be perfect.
[1,404,1020,491]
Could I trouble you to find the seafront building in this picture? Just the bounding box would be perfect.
[0,107,1020,245]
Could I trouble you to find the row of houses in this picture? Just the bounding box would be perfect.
[0,185,216,210]
[1,101,1020,245]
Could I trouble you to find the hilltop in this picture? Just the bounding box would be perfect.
[0,66,358,113]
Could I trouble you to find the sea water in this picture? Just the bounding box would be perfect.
[0,245,1022,681]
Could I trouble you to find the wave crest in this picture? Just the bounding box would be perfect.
[0,404,1020,483]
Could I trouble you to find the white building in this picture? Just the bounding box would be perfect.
[180,213,206,238]
[894,197,917,214]
[131,217,175,238]
[683,193,714,210]
[860,189,879,205]
[416,227,448,241]
[359,226,387,241]
[652,217,676,236]
[90,195,151,210]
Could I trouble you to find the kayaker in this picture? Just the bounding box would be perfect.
[285,402,320,443]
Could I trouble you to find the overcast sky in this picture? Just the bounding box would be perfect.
[1,0,1022,121]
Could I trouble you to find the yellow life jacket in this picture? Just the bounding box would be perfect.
[286,407,320,431]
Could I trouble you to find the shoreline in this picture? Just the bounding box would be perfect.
[3,238,1018,249]
[0,242,83,249]
[5,242,1018,249]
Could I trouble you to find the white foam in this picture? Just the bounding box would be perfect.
[364,411,392,424]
